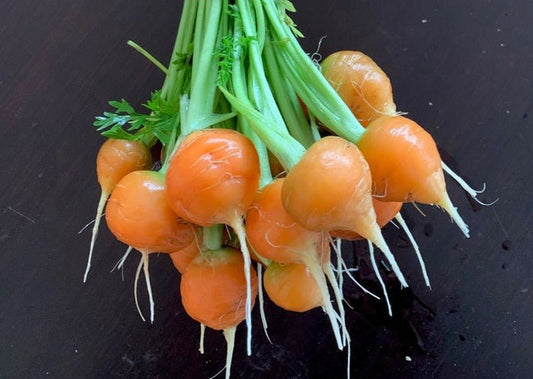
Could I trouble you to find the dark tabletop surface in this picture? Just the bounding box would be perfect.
[1,1,532,378]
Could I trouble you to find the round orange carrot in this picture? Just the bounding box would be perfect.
[263,262,322,313]
[97,139,153,193]
[358,115,469,236]
[281,135,408,287]
[180,247,258,330]
[106,170,196,253]
[321,50,396,127]
[165,128,259,227]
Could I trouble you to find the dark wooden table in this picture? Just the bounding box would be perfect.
[1,1,532,378]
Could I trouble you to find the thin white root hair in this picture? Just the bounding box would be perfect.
[111,246,133,274]
[199,323,205,354]
[223,326,237,379]
[442,161,498,206]
[370,227,408,288]
[368,241,392,316]
[78,217,96,235]
[134,255,146,322]
[231,219,253,356]
[257,263,272,344]
[328,235,380,299]
[395,213,431,288]
[411,201,427,217]
[141,251,155,324]
[305,258,344,350]
[83,191,108,282]
[438,193,470,238]
[340,259,381,300]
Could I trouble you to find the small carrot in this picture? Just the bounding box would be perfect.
[320,50,396,127]
[358,115,469,236]
[84,138,152,282]
[105,170,196,322]
[180,247,258,330]
[106,170,195,253]
[263,262,322,313]
[281,136,408,288]
[180,247,258,379]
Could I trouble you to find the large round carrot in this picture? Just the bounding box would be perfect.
[320,50,396,127]
[84,138,152,282]
[105,170,197,323]
[180,247,258,330]
[281,135,408,288]
[358,115,469,236]
[263,262,322,313]
[165,128,259,226]
[106,170,195,253]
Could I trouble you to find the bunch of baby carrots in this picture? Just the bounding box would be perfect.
[84,1,482,377]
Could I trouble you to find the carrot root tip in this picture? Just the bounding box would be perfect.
[395,213,431,288]
[368,241,393,316]
[83,191,109,283]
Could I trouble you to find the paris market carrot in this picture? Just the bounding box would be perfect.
[263,262,322,313]
[358,115,469,236]
[320,50,396,127]
[105,170,197,322]
[180,247,258,379]
[83,138,152,282]
[280,135,408,288]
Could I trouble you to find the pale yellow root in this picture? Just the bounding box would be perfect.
[438,192,470,238]
[329,236,380,299]
[134,256,146,322]
[303,257,343,350]
[223,326,237,379]
[230,219,253,356]
[133,251,155,323]
[141,251,155,324]
[256,263,272,343]
[442,161,497,206]
[369,225,408,288]
[394,213,431,288]
[323,262,350,348]
[199,323,205,354]
[83,191,108,283]
[368,240,392,316]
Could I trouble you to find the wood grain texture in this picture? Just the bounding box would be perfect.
[1,1,532,378]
